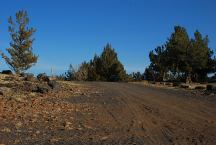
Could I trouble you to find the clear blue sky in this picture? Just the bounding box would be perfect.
[0,0,216,75]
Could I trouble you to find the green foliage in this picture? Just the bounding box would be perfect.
[149,46,167,81]
[76,61,89,81]
[1,10,38,74]
[166,26,190,76]
[98,44,127,81]
[147,26,214,82]
[144,64,157,82]
[130,71,144,81]
[65,43,127,82]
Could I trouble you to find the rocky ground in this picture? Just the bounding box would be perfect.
[0,74,103,145]
[0,75,216,145]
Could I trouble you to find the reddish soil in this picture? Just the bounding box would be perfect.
[1,81,216,145]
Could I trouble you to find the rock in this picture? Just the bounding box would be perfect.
[101,136,109,140]
[11,94,27,102]
[49,76,57,81]
[188,85,196,90]
[180,84,189,89]
[64,121,73,130]
[1,70,13,75]
[206,84,216,91]
[34,84,50,94]
[21,73,36,82]
[37,73,49,82]
[15,122,23,129]
[0,87,13,96]
[195,85,206,90]
[14,96,24,102]
[48,80,59,89]
[1,127,11,133]
[207,84,213,90]
[23,82,38,92]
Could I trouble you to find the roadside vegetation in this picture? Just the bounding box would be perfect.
[145,26,215,83]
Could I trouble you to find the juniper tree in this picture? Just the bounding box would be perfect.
[1,10,38,74]
[99,43,127,81]
[148,26,215,82]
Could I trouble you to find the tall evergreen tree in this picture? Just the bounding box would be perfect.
[190,31,213,81]
[0,10,38,74]
[87,54,102,81]
[166,26,190,81]
[147,26,215,82]
[99,43,127,81]
[149,46,168,81]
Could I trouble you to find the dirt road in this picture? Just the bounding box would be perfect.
[68,82,216,145]
[1,82,216,145]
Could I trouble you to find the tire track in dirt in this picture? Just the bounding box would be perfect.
[88,82,216,145]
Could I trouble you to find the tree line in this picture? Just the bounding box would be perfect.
[62,43,127,81]
[144,26,215,83]
[0,10,215,83]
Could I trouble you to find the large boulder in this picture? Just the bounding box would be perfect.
[1,70,13,75]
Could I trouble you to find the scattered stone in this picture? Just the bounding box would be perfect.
[1,127,11,133]
[15,122,23,129]
[34,84,50,94]
[14,96,24,102]
[3,75,16,81]
[64,121,73,130]
[101,136,109,140]
[0,87,13,96]
[48,80,59,89]
[22,82,38,92]
[21,73,36,82]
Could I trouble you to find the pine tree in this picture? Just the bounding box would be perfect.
[166,26,190,81]
[88,55,102,81]
[190,31,213,81]
[1,10,38,74]
[149,46,168,81]
[76,61,89,81]
[99,43,127,81]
